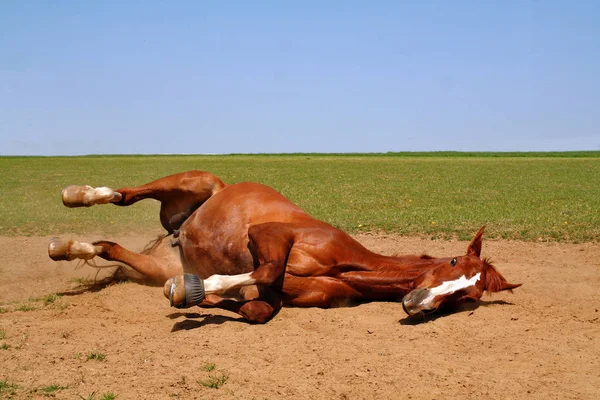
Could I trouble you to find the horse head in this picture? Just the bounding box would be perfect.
[402,226,521,316]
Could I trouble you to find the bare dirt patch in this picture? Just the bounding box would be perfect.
[1,234,599,399]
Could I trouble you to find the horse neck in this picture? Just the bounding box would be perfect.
[368,253,446,279]
[335,253,446,301]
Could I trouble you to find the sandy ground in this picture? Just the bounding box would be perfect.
[1,233,599,400]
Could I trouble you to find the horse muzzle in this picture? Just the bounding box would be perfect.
[163,273,205,309]
[402,288,434,316]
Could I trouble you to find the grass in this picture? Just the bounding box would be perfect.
[0,379,21,396]
[198,372,229,389]
[196,363,228,389]
[14,304,35,312]
[0,329,5,340]
[34,384,68,396]
[41,294,62,305]
[1,153,599,242]
[197,363,228,389]
[29,293,63,306]
[87,351,107,361]
[79,392,118,400]
[202,363,216,372]
[7,296,63,313]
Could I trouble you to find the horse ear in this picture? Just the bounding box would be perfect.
[484,263,522,293]
[466,225,486,257]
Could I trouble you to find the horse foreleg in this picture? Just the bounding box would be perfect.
[164,272,258,308]
[49,237,182,285]
[164,222,294,309]
[197,289,282,324]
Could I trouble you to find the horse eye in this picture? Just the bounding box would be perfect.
[450,258,457,266]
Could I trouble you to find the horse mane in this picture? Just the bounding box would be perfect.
[483,258,513,293]
[390,253,434,259]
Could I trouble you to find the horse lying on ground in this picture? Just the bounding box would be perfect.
[48,170,520,323]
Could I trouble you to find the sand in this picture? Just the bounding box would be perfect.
[1,233,599,399]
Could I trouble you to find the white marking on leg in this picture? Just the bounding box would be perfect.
[84,187,122,205]
[419,273,481,308]
[203,272,256,295]
[70,240,103,260]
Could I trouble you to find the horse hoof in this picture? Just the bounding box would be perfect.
[48,237,70,261]
[62,185,122,208]
[164,274,205,309]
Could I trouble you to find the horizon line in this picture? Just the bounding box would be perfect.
[2,150,600,158]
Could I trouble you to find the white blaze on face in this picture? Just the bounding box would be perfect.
[203,272,256,295]
[419,273,481,309]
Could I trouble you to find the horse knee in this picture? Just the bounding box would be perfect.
[251,262,285,286]
[239,301,276,324]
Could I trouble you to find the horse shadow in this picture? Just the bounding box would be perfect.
[57,266,161,297]
[57,272,515,329]
[57,276,128,296]
[399,299,515,325]
[166,312,243,331]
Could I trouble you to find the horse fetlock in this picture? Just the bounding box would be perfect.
[164,273,205,308]
[62,185,122,208]
[48,237,102,261]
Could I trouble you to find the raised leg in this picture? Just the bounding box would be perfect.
[62,186,122,207]
[49,236,182,285]
[61,170,226,233]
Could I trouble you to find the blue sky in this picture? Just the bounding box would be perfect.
[1,1,598,155]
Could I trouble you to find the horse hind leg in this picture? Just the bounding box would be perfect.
[62,185,122,208]
[60,170,226,233]
[48,236,182,285]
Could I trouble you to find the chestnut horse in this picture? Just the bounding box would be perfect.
[48,170,520,323]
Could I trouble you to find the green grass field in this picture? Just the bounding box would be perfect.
[1,153,599,242]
